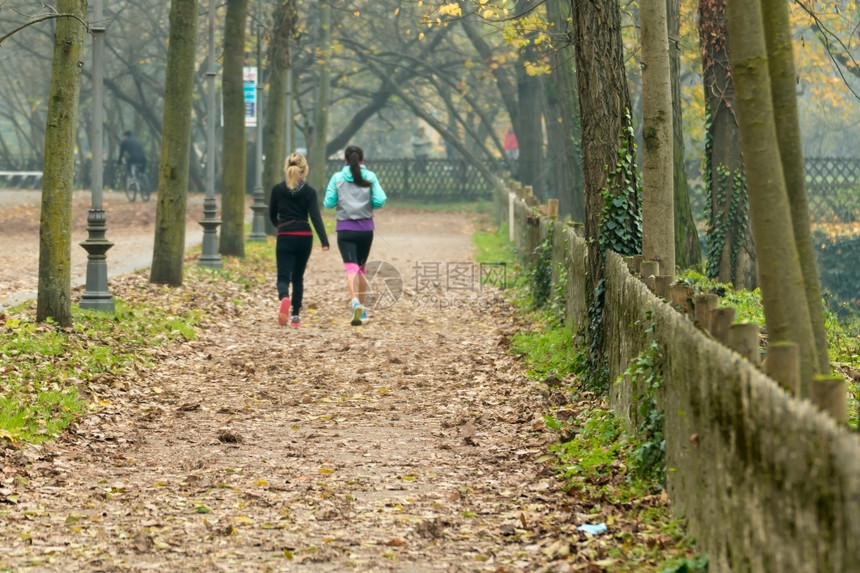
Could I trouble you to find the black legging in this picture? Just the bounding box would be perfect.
[276,234,313,315]
[336,230,374,267]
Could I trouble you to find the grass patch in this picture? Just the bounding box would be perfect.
[0,239,276,445]
[0,299,202,444]
[488,227,706,571]
[510,315,585,380]
[472,221,527,300]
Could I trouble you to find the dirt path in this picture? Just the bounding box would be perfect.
[0,204,595,572]
[0,190,211,309]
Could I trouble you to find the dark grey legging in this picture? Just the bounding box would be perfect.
[275,233,313,315]
[336,230,374,267]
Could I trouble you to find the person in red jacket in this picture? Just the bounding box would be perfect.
[503,128,519,161]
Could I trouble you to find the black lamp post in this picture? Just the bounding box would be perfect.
[79,0,114,312]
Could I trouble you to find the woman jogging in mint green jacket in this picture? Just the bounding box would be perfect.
[323,145,386,326]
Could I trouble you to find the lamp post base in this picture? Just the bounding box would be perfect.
[79,209,115,313]
[198,195,223,268]
[249,185,267,242]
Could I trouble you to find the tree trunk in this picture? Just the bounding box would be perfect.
[699,0,756,288]
[545,0,584,221]
[570,0,640,368]
[570,0,639,287]
[761,0,830,375]
[641,0,675,274]
[37,0,88,327]
[219,0,248,258]
[514,0,545,200]
[726,0,820,395]
[668,0,702,268]
[150,0,198,286]
[308,4,331,193]
[262,0,298,236]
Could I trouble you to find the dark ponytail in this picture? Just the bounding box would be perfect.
[345,145,372,188]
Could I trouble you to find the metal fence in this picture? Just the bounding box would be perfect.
[3,157,857,219]
[805,157,860,222]
[324,158,497,202]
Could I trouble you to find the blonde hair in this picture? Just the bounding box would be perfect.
[283,152,309,189]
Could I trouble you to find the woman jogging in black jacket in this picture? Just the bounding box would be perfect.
[269,152,329,328]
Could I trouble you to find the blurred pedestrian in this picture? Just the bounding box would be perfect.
[411,126,432,173]
[118,131,147,177]
[503,128,519,161]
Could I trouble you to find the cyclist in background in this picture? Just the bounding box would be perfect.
[118,131,147,179]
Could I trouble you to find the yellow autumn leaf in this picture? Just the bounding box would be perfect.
[319,467,335,474]
[255,479,268,487]
[234,516,254,525]
[438,3,462,17]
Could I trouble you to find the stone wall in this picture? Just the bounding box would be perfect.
[501,189,860,573]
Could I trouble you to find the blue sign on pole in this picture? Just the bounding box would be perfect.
[243,66,257,127]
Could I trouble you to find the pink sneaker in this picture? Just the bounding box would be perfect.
[290,315,301,328]
[278,297,291,326]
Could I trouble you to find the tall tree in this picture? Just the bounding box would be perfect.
[150,0,199,286]
[699,0,756,288]
[37,0,88,327]
[570,0,641,363]
[762,0,830,375]
[545,0,584,221]
[514,0,546,200]
[262,0,299,235]
[726,0,820,394]
[307,3,331,192]
[668,0,702,268]
[219,0,248,258]
[641,0,675,274]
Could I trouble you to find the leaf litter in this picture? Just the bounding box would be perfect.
[0,208,691,572]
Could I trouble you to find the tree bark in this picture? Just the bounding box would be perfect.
[150,0,198,286]
[37,0,88,327]
[668,0,702,268]
[308,4,331,193]
[641,0,675,274]
[219,0,248,258]
[699,0,756,288]
[570,0,639,288]
[545,0,584,221]
[761,0,830,375]
[726,0,820,395]
[262,0,298,236]
[514,0,545,200]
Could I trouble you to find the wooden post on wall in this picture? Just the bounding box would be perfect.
[729,322,761,365]
[765,341,799,396]
[640,260,659,292]
[811,375,847,424]
[640,260,659,279]
[655,275,673,300]
[694,294,719,333]
[670,283,693,316]
[710,307,736,345]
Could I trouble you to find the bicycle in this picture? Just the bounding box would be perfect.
[124,163,151,202]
